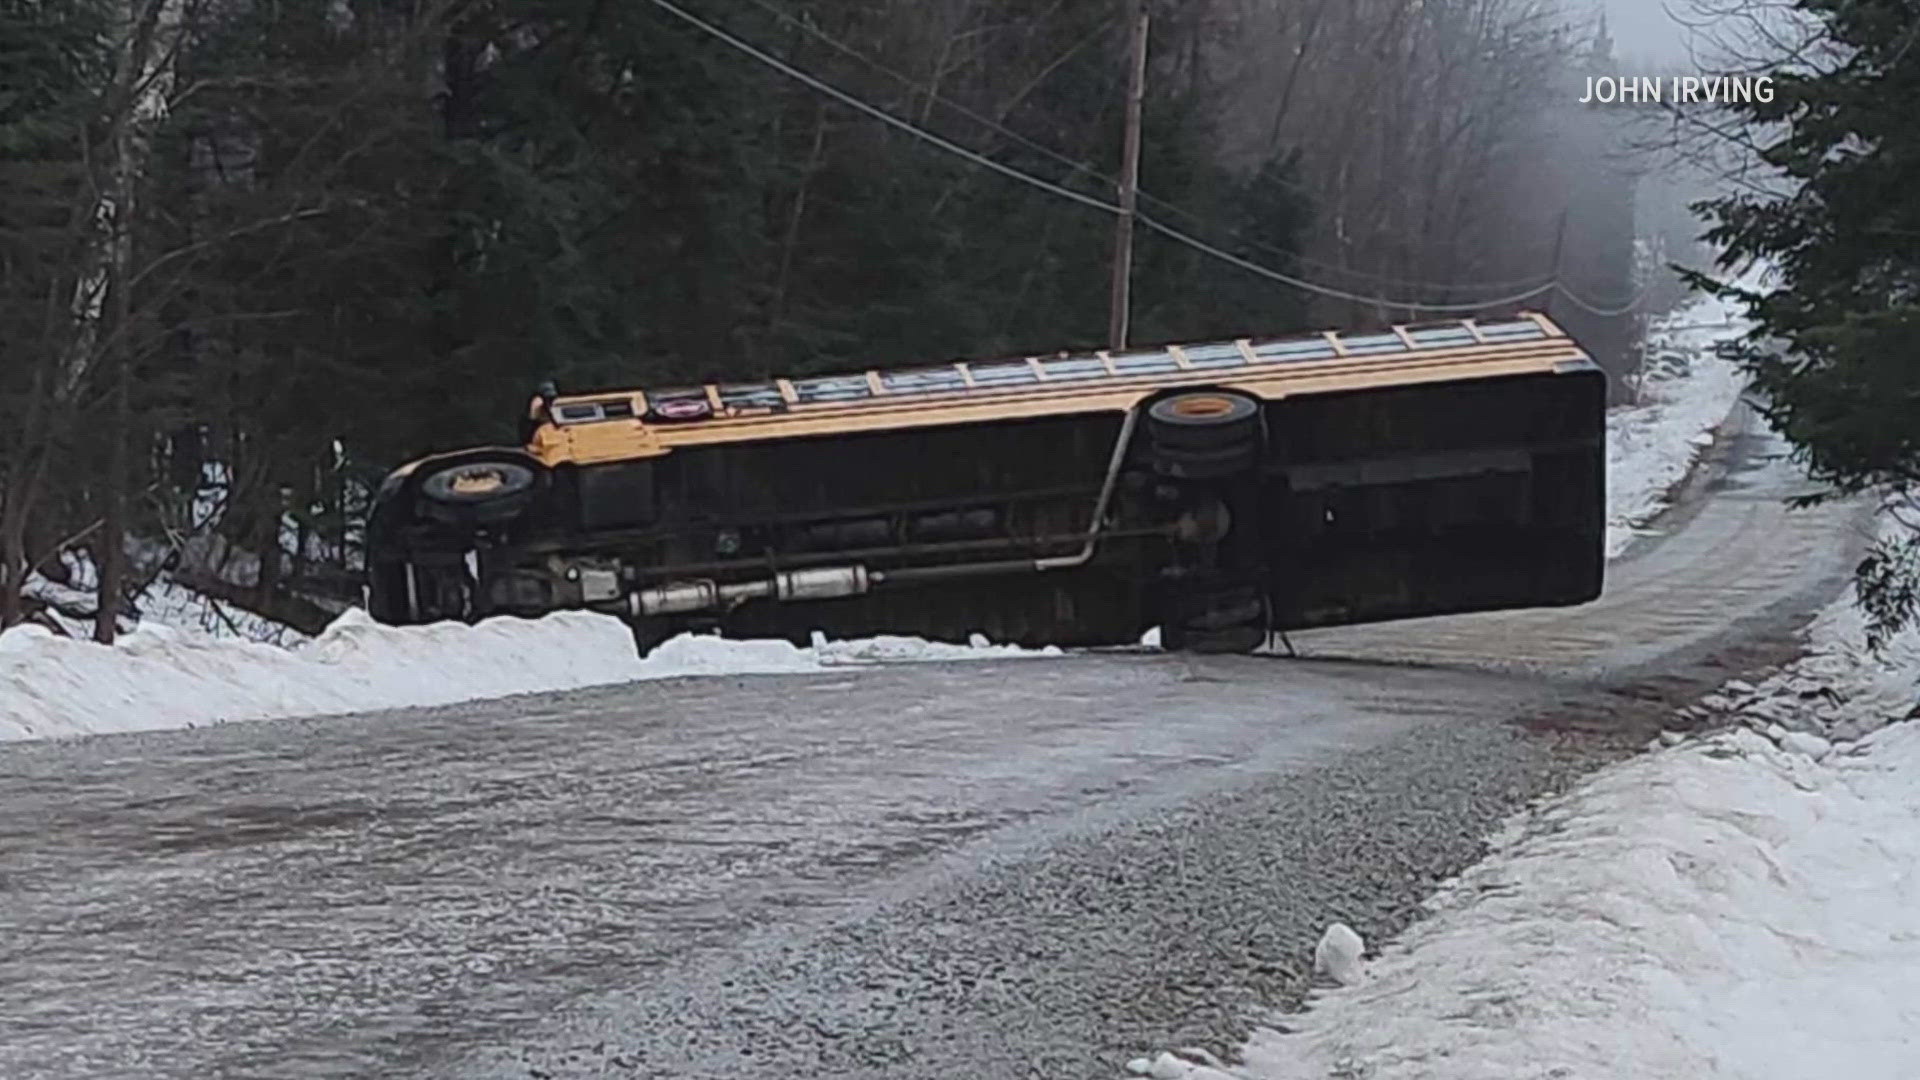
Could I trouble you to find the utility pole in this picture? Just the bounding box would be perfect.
[1108,3,1149,351]
[1544,206,1568,321]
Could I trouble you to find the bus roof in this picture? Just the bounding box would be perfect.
[538,312,1595,462]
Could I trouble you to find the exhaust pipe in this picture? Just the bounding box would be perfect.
[631,566,873,616]
[630,408,1146,617]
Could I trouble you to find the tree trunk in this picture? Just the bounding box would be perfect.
[768,103,829,334]
[0,495,27,629]
[88,0,174,642]
[290,499,311,591]
[93,333,131,643]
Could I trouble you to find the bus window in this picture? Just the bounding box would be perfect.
[1182,343,1248,369]
[1476,320,1549,342]
[719,384,786,411]
[1039,356,1108,381]
[1251,338,1338,363]
[1110,350,1180,376]
[882,367,968,394]
[968,361,1039,387]
[1406,324,1479,348]
[1338,333,1409,356]
[792,375,873,403]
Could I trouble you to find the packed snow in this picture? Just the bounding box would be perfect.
[25,561,301,647]
[1309,923,1366,988]
[1603,282,1756,558]
[1122,562,1920,1080]
[0,610,1060,742]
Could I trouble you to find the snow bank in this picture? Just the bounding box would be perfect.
[1604,290,1754,558]
[0,610,636,741]
[1139,725,1920,1080]
[1672,575,1920,745]
[1124,572,1920,1080]
[0,609,1058,742]
[814,631,1063,665]
[128,573,307,645]
[25,551,304,648]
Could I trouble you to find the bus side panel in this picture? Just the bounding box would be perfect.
[630,412,1155,647]
[1264,370,1605,631]
[648,412,1123,524]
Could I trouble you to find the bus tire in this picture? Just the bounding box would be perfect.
[1152,442,1261,480]
[1147,391,1262,478]
[1158,578,1269,655]
[1183,624,1269,654]
[411,449,545,526]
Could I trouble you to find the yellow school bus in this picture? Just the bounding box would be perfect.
[365,314,1605,653]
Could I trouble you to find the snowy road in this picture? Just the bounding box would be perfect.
[0,414,1871,1079]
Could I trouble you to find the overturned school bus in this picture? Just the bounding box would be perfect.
[365,314,1605,653]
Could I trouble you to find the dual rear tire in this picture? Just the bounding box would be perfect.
[1145,390,1263,480]
[1159,575,1270,654]
[1146,390,1271,654]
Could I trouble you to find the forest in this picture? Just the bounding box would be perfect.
[1,0,1659,638]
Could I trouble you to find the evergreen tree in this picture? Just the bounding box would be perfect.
[0,0,116,626]
[1685,0,1920,648]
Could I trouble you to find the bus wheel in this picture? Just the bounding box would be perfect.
[1159,577,1269,655]
[1182,624,1268,654]
[416,451,543,526]
[1146,391,1262,479]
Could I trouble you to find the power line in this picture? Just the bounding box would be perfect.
[722,0,1563,299]
[1136,214,1560,312]
[727,0,1116,184]
[650,0,1121,216]
[649,0,1644,318]
[1552,283,1650,317]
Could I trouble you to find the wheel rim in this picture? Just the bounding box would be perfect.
[1168,394,1237,419]
[421,459,536,509]
[448,468,506,495]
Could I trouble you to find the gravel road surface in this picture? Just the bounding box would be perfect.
[0,417,1868,1079]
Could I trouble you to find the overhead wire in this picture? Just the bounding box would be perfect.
[1132,215,1561,312]
[648,0,1647,318]
[722,0,1564,298]
[1550,283,1651,317]
[648,0,1121,216]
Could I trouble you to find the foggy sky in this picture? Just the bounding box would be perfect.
[1598,0,1692,63]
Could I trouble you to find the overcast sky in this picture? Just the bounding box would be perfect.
[1596,0,1692,63]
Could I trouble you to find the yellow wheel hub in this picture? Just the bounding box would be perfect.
[449,468,505,495]
[1169,395,1236,419]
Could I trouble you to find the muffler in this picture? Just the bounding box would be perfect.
[631,566,873,616]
